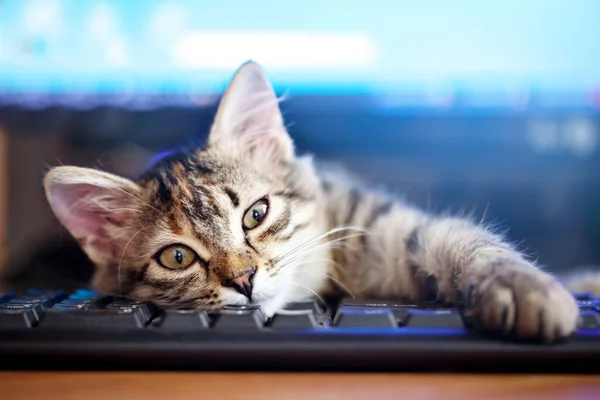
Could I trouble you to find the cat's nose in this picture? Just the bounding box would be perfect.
[224,268,256,299]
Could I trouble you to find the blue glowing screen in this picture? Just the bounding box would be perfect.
[0,0,599,109]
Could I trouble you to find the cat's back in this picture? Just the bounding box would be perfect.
[314,161,410,229]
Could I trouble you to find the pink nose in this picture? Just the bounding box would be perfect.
[224,268,256,299]
[231,272,251,289]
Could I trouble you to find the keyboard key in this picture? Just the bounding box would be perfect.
[42,304,156,329]
[51,300,97,310]
[51,295,111,310]
[341,299,407,308]
[157,309,211,331]
[8,298,53,311]
[391,309,411,326]
[0,303,43,328]
[50,302,95,310]
[212,309,267,330]
[406,309,465,328]
[269,310,320,329]
[334,307,397,328]
[105,300,158,314]
[340,298,451,310]
[283,301,322,314]
[0,301,44,316]
[223,305,261,311]
[579,312,600,330]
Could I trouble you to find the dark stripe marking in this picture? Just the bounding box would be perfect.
[273,190,313,202]
[137,263,150,281]
[141,278,179,291]
[155,175,173,203]
[410,263,439,302]
[121,264,149,294]
[361,200,394,245]
[194,161,214,175]
[224,187,240,207]
[189,187,218,221]
[205,191,223,218]
[142,271,198,291]
[258,204,292,241]
[279,222,310,241]
[245,234,259,253]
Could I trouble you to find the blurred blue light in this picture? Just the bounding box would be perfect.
[0,0,599,110]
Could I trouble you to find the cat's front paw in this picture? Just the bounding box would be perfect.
[464,262,579,342]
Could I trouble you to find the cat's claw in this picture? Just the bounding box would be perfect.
[465,265,580,342]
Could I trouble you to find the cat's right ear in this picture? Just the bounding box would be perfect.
[44,166,143,267]
[207,60,294,165]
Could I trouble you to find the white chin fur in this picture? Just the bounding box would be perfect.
[253,246,331,317]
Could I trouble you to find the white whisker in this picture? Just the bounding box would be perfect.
[290,256,349,277]
[286,255,355,298]
[291,282,327,308]
[480,202,490,225]
[277,233,366,265]
[106,208,145,214]
[272,233,367,274]
[111,186,165,216]
[117,226,152,296]
[293,266,356,299]
[272,226,370,264]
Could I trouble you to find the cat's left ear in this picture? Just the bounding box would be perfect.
[208,60,294,164]
[43,166,143,268]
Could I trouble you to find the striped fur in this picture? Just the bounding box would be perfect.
[43,61,590,342]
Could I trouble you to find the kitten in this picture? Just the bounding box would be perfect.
[44,61,586,342]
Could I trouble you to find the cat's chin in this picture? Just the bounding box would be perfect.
[257,286,319,318]
[251,294,282,318]
[218,289,281,317]
[259,298,288,318]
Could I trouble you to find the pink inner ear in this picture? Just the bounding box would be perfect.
[49,182,128,256]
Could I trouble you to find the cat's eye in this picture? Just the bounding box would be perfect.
[157,244,197,269]
[243,199,269,230]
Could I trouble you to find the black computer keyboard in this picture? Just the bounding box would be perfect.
[1,288,600,372]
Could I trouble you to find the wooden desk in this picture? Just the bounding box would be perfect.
[1,373,599,400]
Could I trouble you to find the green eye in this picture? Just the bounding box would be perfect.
[243,199,269,230]
[157,244,197,269]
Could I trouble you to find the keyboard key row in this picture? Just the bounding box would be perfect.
[156,308,322,330]
[333,307,466,328]
[0,302,43,328]
[1,290,600,332]
[0,303,474,331]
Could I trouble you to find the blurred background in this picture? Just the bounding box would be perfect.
[0,0,599,288]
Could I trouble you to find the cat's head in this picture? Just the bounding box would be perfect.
[43,61,331,315]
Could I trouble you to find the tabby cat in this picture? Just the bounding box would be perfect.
[44,61,592,342]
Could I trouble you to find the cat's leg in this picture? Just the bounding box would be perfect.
[404,216,579,341]
[322,175,579,341]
